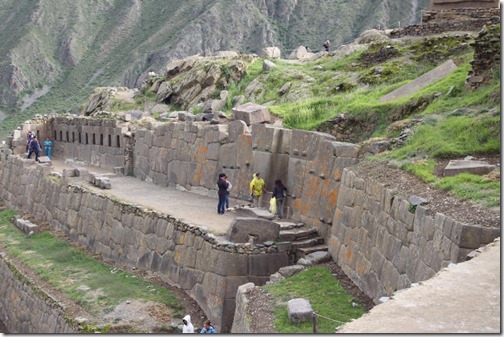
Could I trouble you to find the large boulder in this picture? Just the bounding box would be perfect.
[232,102,271,125]
[356,29,390,44]
[227,217,280,243]
[260,47,281,59]
[288,46,316,61]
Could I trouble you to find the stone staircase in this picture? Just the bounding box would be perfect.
[275,220,328,262]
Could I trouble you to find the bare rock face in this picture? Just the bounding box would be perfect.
[232,103,271,125]
[81,87,114,116]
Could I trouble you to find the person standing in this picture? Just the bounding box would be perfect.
[217,173,229,215]
[272,179,288,218]
[27,135,41,161]
[249,173,266,208]
[323,40,331,52]
[182,315,194,333]
[44,137,53,160]
[26,131,33,152]
[200,320,216,333]
[224,175,232,210]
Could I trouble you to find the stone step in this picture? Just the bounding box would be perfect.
[275,221,304,231]
[291,237,324,249]
[296,245,328,257]
[278,228,318,242]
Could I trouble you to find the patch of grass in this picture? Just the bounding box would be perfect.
[402,159,437,183]
[265,267,365,333]
[387,114,500,160]
[0,209,183,319]
[434,173,500,208]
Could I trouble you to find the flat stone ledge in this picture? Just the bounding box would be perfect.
[443,160,496,177]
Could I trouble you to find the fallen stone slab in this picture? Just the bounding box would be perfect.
[443,160,496,177]
[287,298,313,324]
[232,102,271,125]
[379,60,458,102]
[297,251,331,267]
[227,217,280,243]
[12,217,39,234]
[37,156,52,164]
[278,265,305,278]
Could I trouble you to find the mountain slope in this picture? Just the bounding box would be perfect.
[0,0,428,129]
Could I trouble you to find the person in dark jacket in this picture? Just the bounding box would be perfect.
[27,135,41,161]
[272,179,288,218]
[216,173,229,215]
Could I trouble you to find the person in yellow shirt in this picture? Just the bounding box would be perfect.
[249,173,266,208]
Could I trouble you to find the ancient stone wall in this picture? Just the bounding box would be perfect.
[327,168,500,302]
[0,154,289,332]
[133,120,359,239]
[428,0,499,10]
[0,254,76,333]
[389,8,499,38]
[51,116,131,170]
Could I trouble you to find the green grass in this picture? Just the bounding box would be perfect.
[265,267,365,333]
[387,114,500,160]
[0,208,183,319]
[401,160,500,208]
[434,173,500,208]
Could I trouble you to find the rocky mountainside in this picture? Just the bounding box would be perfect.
[0,0,428,125]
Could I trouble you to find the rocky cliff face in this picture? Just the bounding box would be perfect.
[0,0,428,121]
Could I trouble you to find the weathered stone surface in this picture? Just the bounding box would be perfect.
[260,47,281,59]
[277,265,305,278]
[287,298,313,323]
[443,160,496,177]
[231,283,255,334]
[232,103,271,125]
[227,217,280,243]
[263,59,276,72]
[379,60,458,102]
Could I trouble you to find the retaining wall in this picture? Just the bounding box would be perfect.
[0,253,76,333]
[389,8,499,38]
[133,120,359,240]
[0,153,288,332]
[327,168,500,301]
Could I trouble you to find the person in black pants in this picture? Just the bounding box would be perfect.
[273,179,288,218]
[27,135,41,162]
[216,173,229,214]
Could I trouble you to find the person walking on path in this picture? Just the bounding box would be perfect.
[200,319,216,333]
[217,173,230,215]
[249,173,266,208]
[27,135,41,161]
[44,137,53,160]
[182,315,194,333]
[272,179,288,218]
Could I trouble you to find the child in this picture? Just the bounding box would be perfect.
[200,320,216,333]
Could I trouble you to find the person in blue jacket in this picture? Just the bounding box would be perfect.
[44,137,53,160]
[27,136,41,161]
[200,320,216,333]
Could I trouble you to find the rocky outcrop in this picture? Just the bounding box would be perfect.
[466,24,500,90]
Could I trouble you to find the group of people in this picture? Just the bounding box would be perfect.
[25,131,53,161]
[182,315,216,334]
[217,172,288,218]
